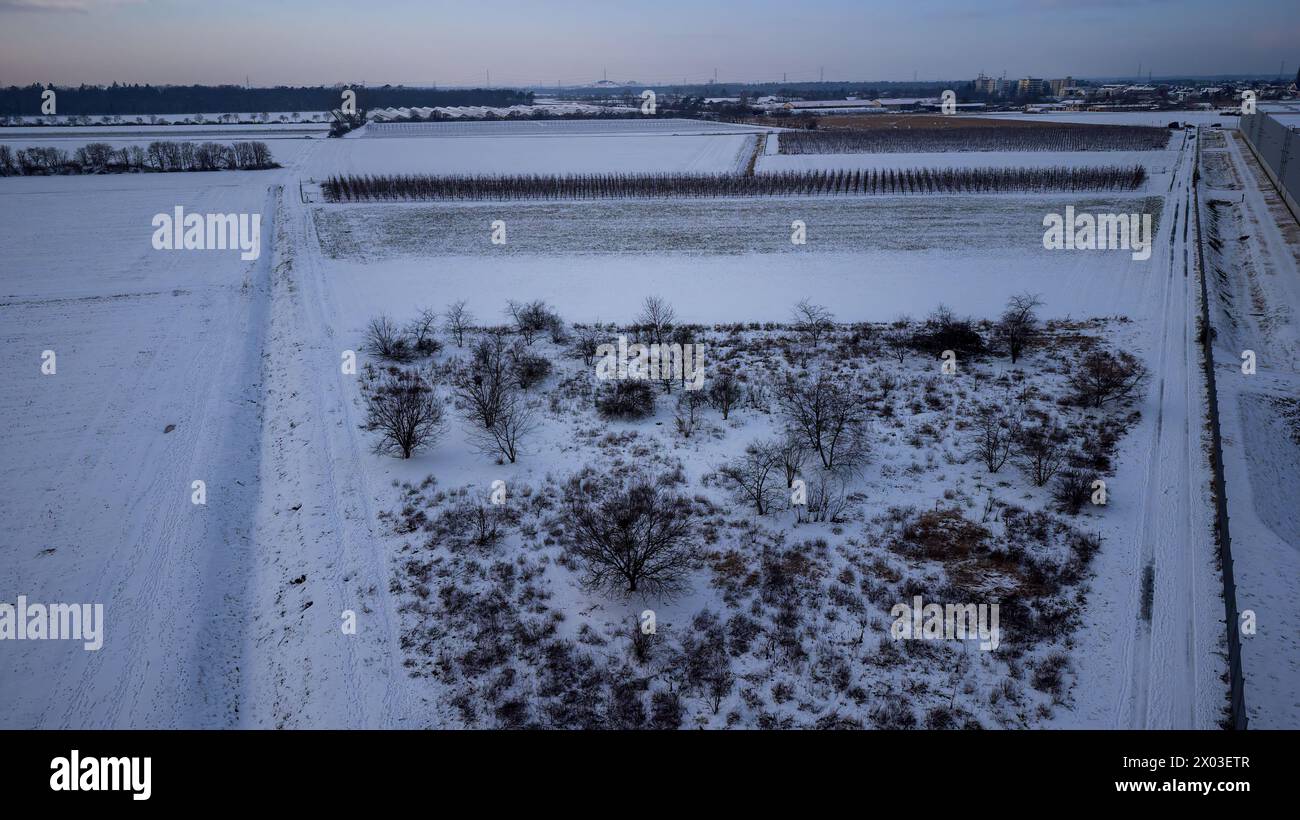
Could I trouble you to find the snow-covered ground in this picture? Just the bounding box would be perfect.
[1198,127,1300,728]
[309,132,756,176]
[0,171,280,727]
[2,116,1287,729]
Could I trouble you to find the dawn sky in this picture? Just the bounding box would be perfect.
[1,0,1296,86]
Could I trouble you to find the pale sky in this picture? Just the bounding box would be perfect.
[1,0,1296,86]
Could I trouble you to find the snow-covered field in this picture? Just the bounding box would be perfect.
[2,116,1291,730]
[311,132,756,176]
[0,171,275,727]
[757,149,1176,185]
[359,118,771,137]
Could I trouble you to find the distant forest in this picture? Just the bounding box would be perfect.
[0,85,533,116]
[561,81,960,100]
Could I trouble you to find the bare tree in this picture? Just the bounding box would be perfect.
[883,328,910,363]
[682,610,733,714]
[778,375,868,471]
[706,369,742,420]
[563,472,697,596]
[361,367,444,458]
[968,403,1022,473]
[443,300,473,347]
[791,298,835,349]
[776,432,808,493]
[454,333,510,430]
[874,369,899,401]
[992,292,1043,364]
[717,440,784,516]
[573,324,604,366]
[674,390,705,438]
[1014,418,1070,486]
[636,295,676,346]
[365,314,413,362]
[405,307,439,355]
[470,391,537,464]
[798,468,850,523]
[1069,350,1148,407]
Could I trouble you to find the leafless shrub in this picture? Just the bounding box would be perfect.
[992,292,1043,364]
[365,314,413,362]
[405,308,440,355]
[563,470,697,596]
[674,390,706,438]
[707,369,742,420]
[778,375,868,471]
[470,392,537,464]
[443,300,473,347]
[777,432,808,493]
[509,347,552,389]
[717,440,784,515]
[361,367,444,459]
[683,610,734,714]
[798,468,851,523]
[506,299,562,346]
[1069,350,1148,407]
[883,328,910,363]
[595,379,656,419]
[1051,468,1094,515]
[968,403,1022,473]
[572,325,604,366]
[628,617,659,664]
[1014,418,1070,487]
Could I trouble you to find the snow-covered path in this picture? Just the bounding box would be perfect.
[1112,130,1223,729]
[240,174,414,727]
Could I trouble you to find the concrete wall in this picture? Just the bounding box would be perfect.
[1239,109,1300,223]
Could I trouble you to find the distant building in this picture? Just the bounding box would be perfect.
[1017,77,1050,96]
[1049,77,1074,96]
[974,73,1005,96]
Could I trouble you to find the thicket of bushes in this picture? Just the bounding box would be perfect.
[321,165,1147,202]
[779,124,1171,154]
[0,140,276,176]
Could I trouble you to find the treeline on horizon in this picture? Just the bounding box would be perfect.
[0,84,533,116]
[563,81,962,101]
[322,165,1148,202]
[0,140,277,176]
